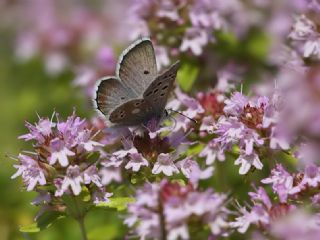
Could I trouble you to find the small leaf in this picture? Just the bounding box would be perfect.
[80,186,91,202]
[63,193,90,218]
[177,63,199,92]
[96,197,135,211]
[19,211,64,233]
[19,223,40,233]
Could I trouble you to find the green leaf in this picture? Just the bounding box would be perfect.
[62,193,90,218]
[96,197,135,211]
[80,186,91,202]
[245,32,269,61]
[177,63,199,92]
[19,223,40,233]
[19,211,64,233]
[187,142,204,156]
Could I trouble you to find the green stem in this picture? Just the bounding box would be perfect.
[77,216,88,240]
[72,196,88,240]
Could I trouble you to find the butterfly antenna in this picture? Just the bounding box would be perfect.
[167,109,197,124]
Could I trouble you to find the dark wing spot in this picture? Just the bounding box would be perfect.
[160,93,165,97]
[153,89,159,93]
[146,91,152,97]
[144,70,149,74]
[157,81,162,86]
[162,85,168,90]
[121,97,125,100]
[134,102,141,106]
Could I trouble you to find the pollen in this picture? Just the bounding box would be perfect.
[240,104,264,129]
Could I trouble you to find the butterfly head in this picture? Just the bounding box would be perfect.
[144,109,168,131]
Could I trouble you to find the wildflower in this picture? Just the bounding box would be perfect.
[11,154,46,191]
[152,153,179,176]
[180,28,208,55]
[125,180,230,239]
[55,165,83,196]
[261,164,294,202]
[235,152,263,175]
[49,138,75,167]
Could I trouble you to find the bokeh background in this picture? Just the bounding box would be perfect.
[0,1,131,239]
[1,0,318,239]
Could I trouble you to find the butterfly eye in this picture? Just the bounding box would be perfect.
[144,70,149,74]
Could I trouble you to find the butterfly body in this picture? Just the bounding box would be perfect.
[95,38,179,127]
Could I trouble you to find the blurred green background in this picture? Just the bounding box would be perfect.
[0,28,125,239]
[0,1,284,239]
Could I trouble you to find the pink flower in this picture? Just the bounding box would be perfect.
[235,152,263,175]
[261,164,294,202]
[152,153,179,176]
[176,157,214,185]
[55,165,83,196]
[19,118,54,143]
[199,141,225,164]
[99,166,122,185]
[11,154,46,191]
[92,188,113,204]
[83,165,102,187]
[49,138,75,167]
[125,151,149,172]
[224,92,248,116]
[180,28,208,56]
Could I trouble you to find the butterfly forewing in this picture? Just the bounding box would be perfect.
[117,38,157,97]
[95,77,136,116]
[94,38,180,127]
[143,61,180,113]
[109,99,154,126]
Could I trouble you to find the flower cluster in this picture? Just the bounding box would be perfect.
[200,91,290,175]
[232,162,320,239]
[7,0,320,239]
[11,111,113,216]
[125,180,230,239]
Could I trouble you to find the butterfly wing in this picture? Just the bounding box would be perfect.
[95,77,137,117]
[117,38,157,97]
[109,99,154,126]
[143,61,180,113]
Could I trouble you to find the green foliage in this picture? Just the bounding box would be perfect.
[96,197,135,211]
[177,62,199,92]
[20,212,65,233]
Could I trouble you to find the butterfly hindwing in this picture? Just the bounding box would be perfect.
[117,38,157,97]
[143,61,180,113]
[109,99,154,126]
[94,38,180,127]
[95,77,136,117]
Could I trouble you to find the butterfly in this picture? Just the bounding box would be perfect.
[95,38,180,127]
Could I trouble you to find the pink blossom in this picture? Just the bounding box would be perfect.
[152,153,179,176]
[55,165,83,196]
[11,154,46,191]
